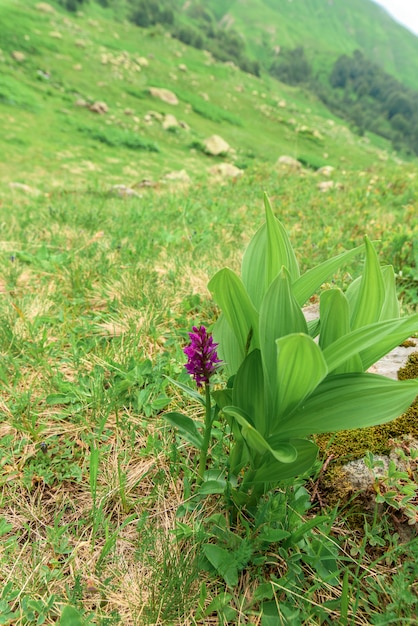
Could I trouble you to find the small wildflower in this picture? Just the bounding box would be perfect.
[184,325,221,387]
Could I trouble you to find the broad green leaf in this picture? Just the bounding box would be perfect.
[280,373,418,438]
[319,289,362,373]
[264,193,300,284]
[322,316,418,373]
[165,376,205,406]
[212,314,244,376]
[60,606,84,626]
[163,412,203,449]
[292,244,364,307]
[350,237,385,329]
[241,194,299,309]
[212,387,233,410]
[379,265,400,321]
[360,314,418,370]
[319,289,350,350]
[307,317,320,338]
[273,334,328,423]
[223,406,297,463]
[208,268,259,357]
[259,267,307,400]
[250,439,318,484]
[203,544,239,588]
[198,479,227,495]
[232,349,266,435]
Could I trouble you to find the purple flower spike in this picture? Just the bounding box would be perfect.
[184,325,222,387]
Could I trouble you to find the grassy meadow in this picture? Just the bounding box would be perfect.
[0,1,417,624]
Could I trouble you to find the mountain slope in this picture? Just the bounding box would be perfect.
[189,0,418,90]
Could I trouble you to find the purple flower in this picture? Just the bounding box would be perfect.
[184,326,221,387]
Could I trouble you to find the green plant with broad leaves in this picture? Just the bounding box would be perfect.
[167,194,418,508]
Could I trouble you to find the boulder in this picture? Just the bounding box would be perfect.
[11,51,25,62]
[162,170,191,183]
[162,114,179,130]
[209,163,243,179]
[317,181,334,192]
[316,165,335,177]
[276,155,301,169]
[9,182,40,195]
[111,185,141,198]
[204,135,230,156]
[89,101,108,114]
[149,87,178,105]
[35,2,55,13]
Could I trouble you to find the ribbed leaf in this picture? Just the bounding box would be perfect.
[322,316,418,373]
[208,268,259,358]
[241,194,299,309]
[379,265,400,321]
[250,439,318,484]
[280,374,418,438]
[350,237,385,329]
[264,194,300,284]
[259,267,307,400]
[319,289,351,350]
[232,349,266,435]
[292,244,364,307]
[223,406,297,463]
[360,314,418,370]
[165,376,206,406]
[272,334,328,427]
[319,289,361,373]
[212,314,243,376]
[163,412,203,449]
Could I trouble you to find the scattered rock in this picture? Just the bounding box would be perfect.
[110,185,141,198]
[73,64,82,71]
[149,87,178,105]
[178,63,187,72]
[204,134,230,156]
[9,182,40,195]
[11,51,25,62]
[162,114,179,130]
[209,163,243,179]
[137,57,149,67]
[276,155,301,170]
[35,2,55,13]
[162,170,191,183]
[342,456,389,492]
[199,92,209,101]
[316,165,335,177]
[133,179,157,189]
[74,98,87,107]
[49,31,62,39]
[89,101,108,114]
[317,181,334,192]
[124,108,133,116]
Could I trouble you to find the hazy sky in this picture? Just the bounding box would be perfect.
[372,0,418,36]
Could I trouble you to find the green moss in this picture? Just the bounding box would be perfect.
[316,352,418,462]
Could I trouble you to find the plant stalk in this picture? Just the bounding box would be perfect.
[197,383,212,483]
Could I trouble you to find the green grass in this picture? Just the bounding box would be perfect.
[0,167,417,624]
[0,1,417,624]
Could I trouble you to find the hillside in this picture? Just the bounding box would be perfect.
[0,0,414,195]
[191,0,418,91]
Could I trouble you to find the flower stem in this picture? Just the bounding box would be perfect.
[197,383,212,483]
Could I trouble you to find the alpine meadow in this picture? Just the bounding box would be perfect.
[0,0,417,624]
